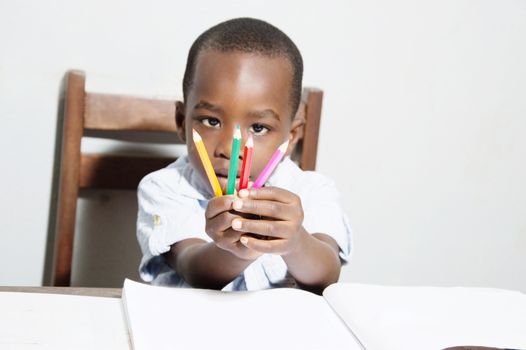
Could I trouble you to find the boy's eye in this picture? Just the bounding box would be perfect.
[201,117,221,128]
[250,123,269,135]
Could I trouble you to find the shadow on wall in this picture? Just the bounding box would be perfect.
[72,189,142,287]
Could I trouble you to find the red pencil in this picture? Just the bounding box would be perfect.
[238,134,254,191]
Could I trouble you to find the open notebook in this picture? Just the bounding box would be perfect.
[122,279,526,350]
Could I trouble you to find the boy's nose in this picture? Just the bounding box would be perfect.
[214,128,243,160]
[214,133,231,160]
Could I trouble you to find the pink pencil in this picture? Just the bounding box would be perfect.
[252,140,289,189]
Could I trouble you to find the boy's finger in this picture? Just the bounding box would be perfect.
[222,228,243,242]
[232,198,292,221]
[205,195,236,219]
[239,186,297,204]
[233,240,263,260]
[240,235,287,254]
[206,212,239,234]
[231,218,289,239]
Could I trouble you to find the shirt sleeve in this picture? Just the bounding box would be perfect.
[300,176,352,263]
[136,174,210,282]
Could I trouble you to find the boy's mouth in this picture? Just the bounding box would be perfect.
[215,170,230,179]
[215,169,240,191]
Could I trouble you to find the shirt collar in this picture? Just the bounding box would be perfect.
[173,155,301,200]
[265,156,301,189]
[172,156,213,201]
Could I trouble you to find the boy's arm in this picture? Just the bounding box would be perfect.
[163,195,262,290]
[232,187,342,294]
[282,231,341,295]
[242,228,341,294]
[163,239,255,290]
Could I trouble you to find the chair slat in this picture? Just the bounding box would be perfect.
[79,154,176,190]
[84,93,177,132]
[53,70,86,286]
[300,89,323,171]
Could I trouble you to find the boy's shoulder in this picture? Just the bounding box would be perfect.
[139,157,186,186]
[270,158,339,195]
[138,156,207,200]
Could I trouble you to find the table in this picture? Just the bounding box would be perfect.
[0,286,121,298]
[0,286,130,349]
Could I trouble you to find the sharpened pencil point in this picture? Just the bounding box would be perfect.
[278,140,289,152]
[234,124,241,139]
[246,134,254,148]
[192,129,202,142]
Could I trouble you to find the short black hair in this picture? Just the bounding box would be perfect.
[182,17,303,117]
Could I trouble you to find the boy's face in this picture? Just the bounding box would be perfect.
[176,50,304,193]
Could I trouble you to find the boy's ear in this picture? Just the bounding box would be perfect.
[285,107,306,156]
[175,101,186,142]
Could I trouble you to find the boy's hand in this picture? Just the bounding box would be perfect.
[230,187,307,256]
[205,196,262,261]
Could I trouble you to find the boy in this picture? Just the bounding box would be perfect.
[137,18,351,294]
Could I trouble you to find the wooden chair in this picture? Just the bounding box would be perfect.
[46,70,323,286]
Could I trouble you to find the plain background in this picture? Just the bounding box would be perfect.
[0,0,525,291]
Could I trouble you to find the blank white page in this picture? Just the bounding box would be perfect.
[323,283,526,350]
[0,292,130,349]
[122,279,360,350]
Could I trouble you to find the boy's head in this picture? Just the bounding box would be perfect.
[176,18,305,193]
[183,17,303,117]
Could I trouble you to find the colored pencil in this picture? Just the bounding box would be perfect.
[226,125,241,195]
[252,140,289,189]
[238,134,254,191]
[192,129,223,197]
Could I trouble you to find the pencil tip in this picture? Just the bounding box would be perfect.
[246,134,254,147]
[192,129,201,141]
[279,139,289,152]
[234,125,241,138]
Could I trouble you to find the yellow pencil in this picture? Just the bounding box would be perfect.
[192,129,223,197]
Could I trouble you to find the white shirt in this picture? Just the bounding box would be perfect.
[137,156,352,291]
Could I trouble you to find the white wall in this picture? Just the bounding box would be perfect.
[1,0,525,290]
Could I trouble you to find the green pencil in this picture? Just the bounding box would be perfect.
[227,125,241,195]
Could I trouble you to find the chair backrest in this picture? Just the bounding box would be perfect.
[47,70,323,286]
